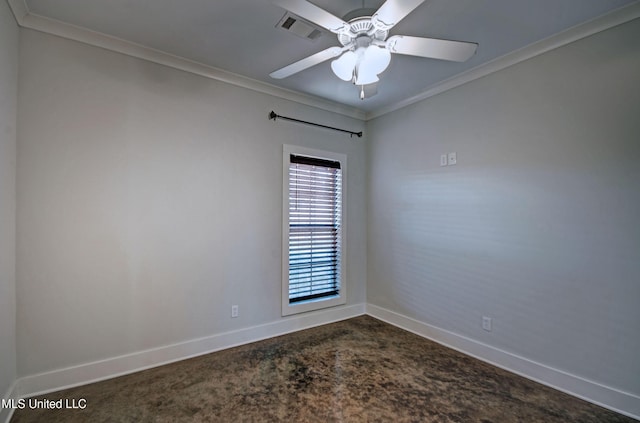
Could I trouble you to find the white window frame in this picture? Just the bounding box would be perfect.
[282,144,347,316]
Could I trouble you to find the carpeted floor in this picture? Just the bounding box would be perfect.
[10,316,637,422]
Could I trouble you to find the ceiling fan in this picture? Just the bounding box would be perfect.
[270,0,478,99]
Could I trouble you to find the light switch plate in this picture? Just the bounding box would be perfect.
[448,152,457,165]
[440,154,448,166]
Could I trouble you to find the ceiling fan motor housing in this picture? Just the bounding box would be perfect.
[338,17,388,47]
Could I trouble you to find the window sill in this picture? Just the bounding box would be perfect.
[282,294,346,316]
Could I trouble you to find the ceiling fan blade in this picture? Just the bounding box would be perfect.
[372,0,426,30]
[271,0,349,34]
[362,83,378,99]
[387,35,478,62]
[270,46,344,79]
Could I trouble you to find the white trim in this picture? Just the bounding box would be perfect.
[5,303,639,419]
[365,303,640,421]
[366,2,640,120]
[6,2,365,121]
[12,303,365,399]
[7,0,640,121]
[282,145,347,316]
[1,382,18,423]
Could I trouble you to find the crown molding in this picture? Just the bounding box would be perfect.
[366,1,640,120]
[7,0,640,123]
[6,0,366,121]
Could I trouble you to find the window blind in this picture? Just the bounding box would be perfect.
[288,154,342,303]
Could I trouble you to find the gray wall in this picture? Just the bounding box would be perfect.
[8,6,639,414]
[16,29,367,377]
[367,19,640,395]
[0,0,18,402]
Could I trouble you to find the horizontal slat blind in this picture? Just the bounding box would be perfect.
[288,154,342,303]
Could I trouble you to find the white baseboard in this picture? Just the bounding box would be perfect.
[7,303,639,421]
[13,303,365,401]
[366,303,640,421]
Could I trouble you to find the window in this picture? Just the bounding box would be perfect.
[282,145,346,316]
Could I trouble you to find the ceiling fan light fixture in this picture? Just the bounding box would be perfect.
[362,45,391,74]
[331,51,357,81]
[271,0,477,100]
[353,45,388,85]
[354,66,379,85]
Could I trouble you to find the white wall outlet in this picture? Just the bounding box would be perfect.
[482,316,492,332]
[231,305,239,318]
[440,154,448,166]
[448,152,457,166]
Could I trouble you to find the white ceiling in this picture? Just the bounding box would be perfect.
[21,0,638,114]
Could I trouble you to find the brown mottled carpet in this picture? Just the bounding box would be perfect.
[11,316,636,422]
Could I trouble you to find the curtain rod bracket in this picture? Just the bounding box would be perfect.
[269,111,362,138]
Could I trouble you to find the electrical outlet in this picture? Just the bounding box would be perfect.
[448,152,457,166]
[482,316,492,332]
[440,154,448,166]
[231,305,239,318]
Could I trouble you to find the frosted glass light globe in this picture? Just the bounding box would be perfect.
[331,51,357,81]
[362,45,391,75]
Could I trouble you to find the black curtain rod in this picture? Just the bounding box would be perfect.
[269,111,363,138]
